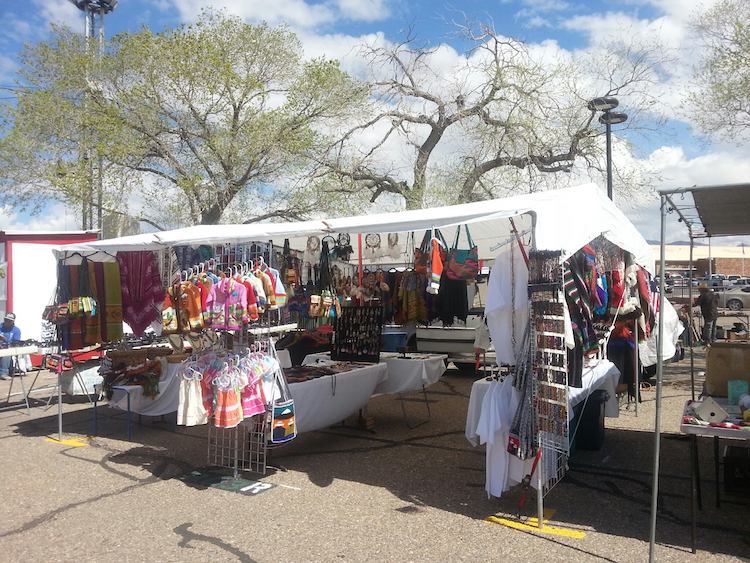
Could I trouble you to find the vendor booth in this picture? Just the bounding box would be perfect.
[651,184,750,561]
[44,182,677,521]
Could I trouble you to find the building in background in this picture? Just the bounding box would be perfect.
[651,243,750,277]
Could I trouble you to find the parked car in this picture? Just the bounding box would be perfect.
[718,286,750,311]
[733,277,750,286]
[728,275,741,282]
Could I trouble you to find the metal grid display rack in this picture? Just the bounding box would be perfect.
[206,412,270,478]
[527,250,569,528]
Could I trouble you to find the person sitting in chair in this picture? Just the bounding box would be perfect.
[0,312,21,380]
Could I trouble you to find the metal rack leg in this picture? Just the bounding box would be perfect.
[233,426,239,479]
[126,393,132,440]
[690,435,697,554]
[92,392,98,436]
[536,453,544,530]
[397,389,430,429]
[714,437,721,509]
[695,437,702,511]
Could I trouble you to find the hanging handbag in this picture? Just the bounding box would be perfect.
[414,230,432,274]
[267,346,297,444]
[283,239,298,286]
[446,224,479,280]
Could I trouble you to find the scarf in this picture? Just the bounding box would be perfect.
[104,262,124,341]
[84,260,102,346]
[117,251,164,336]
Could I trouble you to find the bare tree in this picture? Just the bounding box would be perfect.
[313,24,664,209]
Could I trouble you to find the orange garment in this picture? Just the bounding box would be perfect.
[214,388,243,428]
[256,270,276,307]
[162,286,179,334]
[430,238,444,285]
[181,283,204,331]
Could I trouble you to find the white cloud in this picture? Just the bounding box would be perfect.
[524,0,570,9]
[162,0,391,28]
[626,145,750,242]
[526,16,553,28]
[165,0,336,29]
[0,203,77,232]
[32,0,84,30]
[334,0,390,22]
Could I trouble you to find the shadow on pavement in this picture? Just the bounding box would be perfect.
[6,360,750,559]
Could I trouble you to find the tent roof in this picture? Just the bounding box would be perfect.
[55,183,655,272]
[660,183,750,238]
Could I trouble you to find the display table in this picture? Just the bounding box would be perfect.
[303,352,448,395]
[289,363,388,433]
[680,398,750,554]
[108,362,182,417]
[465,359,621,447]
[0,345,45,413]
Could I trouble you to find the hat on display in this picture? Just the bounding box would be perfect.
[4,312,15,321]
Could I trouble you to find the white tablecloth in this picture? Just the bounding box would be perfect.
[109,363,182,417]
[303,352,447,395]
[465,359,620,447]
[61,365,103,396]
[289,363,388,433]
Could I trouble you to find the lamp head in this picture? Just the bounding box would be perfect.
[587,97,619,112]
[599,111,628,125]
[68,0,118,13]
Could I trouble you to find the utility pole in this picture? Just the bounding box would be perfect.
[67,1,118,230]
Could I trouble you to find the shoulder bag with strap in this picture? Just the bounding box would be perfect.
[268,344,297,444]
[446,224,479,280]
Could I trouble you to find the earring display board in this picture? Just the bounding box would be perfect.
[528,250,569,497]
[331,305,384,363]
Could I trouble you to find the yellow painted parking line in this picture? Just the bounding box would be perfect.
[45,437,89,448]
[485,509,586,539]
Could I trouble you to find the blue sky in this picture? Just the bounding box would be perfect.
[0,0,747,245]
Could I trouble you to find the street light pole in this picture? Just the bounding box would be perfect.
[587,97,628,201]
[67,0,118,231]
[605,120,613,200]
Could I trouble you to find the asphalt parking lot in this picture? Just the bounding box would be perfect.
[0,351,748,562]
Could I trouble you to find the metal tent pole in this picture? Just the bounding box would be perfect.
[537,450,544,529]
[57,355,64,442]
[634,321,639,416]
[648,195,668,562]
[689,236,695,400]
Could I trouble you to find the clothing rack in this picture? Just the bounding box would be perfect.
[201,341,275,478]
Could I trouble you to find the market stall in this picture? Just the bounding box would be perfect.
[651,184,750,561]
[49,182,673,511]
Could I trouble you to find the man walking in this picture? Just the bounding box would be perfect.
[0,312,21,380]
[694,285,719,345]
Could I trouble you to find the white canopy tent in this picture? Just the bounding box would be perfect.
[55,183,655,273]
[51,181,677,534]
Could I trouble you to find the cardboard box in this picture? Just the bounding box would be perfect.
[705,342,750,396]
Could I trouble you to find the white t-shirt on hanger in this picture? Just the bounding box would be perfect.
[476,376,521,498]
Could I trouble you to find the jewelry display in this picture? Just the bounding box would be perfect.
[331,305,384,364]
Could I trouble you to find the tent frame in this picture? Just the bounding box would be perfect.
[650,183,750,562]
